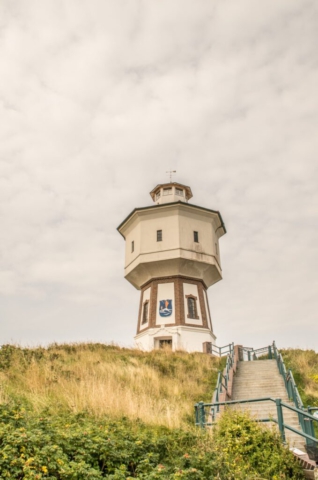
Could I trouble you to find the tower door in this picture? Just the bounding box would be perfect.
[159,339,172,350]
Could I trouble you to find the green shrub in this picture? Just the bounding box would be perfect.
[212,409,304,479]
[0,403,303,479]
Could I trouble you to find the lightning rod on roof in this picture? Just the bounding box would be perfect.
[166,170,176,183]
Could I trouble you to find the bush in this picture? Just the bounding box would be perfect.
[212,409,304,479]
[0,403,303,479]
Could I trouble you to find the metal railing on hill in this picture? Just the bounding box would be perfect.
[210,343,234,357]
[195,397,318,450]
[195,341,318,456]
[238,344,274,361]
[208,342,237,422]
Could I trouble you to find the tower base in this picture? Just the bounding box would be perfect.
[134,325,216,352]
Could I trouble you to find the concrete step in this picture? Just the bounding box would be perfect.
[234,378,286,383]
[231,393,288,397]
[231,391,289,397]
[232,386,287,391]
[233,384,287,388]
[237,368,280,371]
[229,360,305,451]
[237,366,280,371]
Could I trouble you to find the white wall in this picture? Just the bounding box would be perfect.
[176,327,215,351]
[179,211,216,257]
[122,204,222,269]
[140,210,179,253]
[135,326,216,352]
[119,203,224,289]
[156,283,175,325]
[124,217,141,270]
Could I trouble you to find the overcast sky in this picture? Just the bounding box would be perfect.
[1,0,318,351]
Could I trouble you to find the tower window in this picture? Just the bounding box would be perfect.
[131,240,134,253]
[194,231,199,243]
[186,295,199,319]
[142,301,149,324]
[157,230,162,241]
[175,188,184,196]
[155,191,161,200]
[163,187,172,196]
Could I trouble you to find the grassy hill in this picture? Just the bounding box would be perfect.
[0,343,314,479]
[0,343,223,429]
[281,348,318,407]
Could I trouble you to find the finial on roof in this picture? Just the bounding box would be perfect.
[166,170,176,183]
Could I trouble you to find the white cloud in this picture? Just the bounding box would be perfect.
[0,0,317,350]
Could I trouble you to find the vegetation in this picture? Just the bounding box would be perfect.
[0,343,309,478]
[281,349,318,407]
[0,343,223,429]
[0,403,303,479]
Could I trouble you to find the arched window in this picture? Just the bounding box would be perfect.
[186,295,199,319]
[142,301,149,324]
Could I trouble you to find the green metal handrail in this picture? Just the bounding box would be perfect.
[196,341,318,448]
[270,340,314,439]
[194,396,318,446]
[211,342,235,417]
[239,344,273,361]
[211,343,234,357]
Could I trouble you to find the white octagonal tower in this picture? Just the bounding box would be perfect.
[117,182,226,352]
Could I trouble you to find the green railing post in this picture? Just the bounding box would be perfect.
[273,341,277,359]
[198,401,205,428]
[306,407,316,444]
[288,370,297,405]
[248,350,251,361]
[287,374,292,400]
[218,371,222,393]
[268,345,272,359]
[211,406,215,422]
[302,411,313,446]
[195,403,199,426]
[278,355,282,374]
[276,398,286,442]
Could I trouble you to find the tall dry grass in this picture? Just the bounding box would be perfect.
[0,344,222,428]
[281,348,318,405]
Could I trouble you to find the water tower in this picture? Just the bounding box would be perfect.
[117,181,226,352]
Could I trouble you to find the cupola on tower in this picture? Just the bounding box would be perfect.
[117,182,226,352]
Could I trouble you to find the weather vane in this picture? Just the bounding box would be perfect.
[166,170,176,183]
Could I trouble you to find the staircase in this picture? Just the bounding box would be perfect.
[231,359,305,450]
[196,343,318,479]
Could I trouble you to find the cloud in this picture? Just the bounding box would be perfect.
[0,0,317,349]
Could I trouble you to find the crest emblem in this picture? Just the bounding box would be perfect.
[159,299,173,317]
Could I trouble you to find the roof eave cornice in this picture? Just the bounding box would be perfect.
[117,201,226,238]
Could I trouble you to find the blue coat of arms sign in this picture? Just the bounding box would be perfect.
[159,299,173,317]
